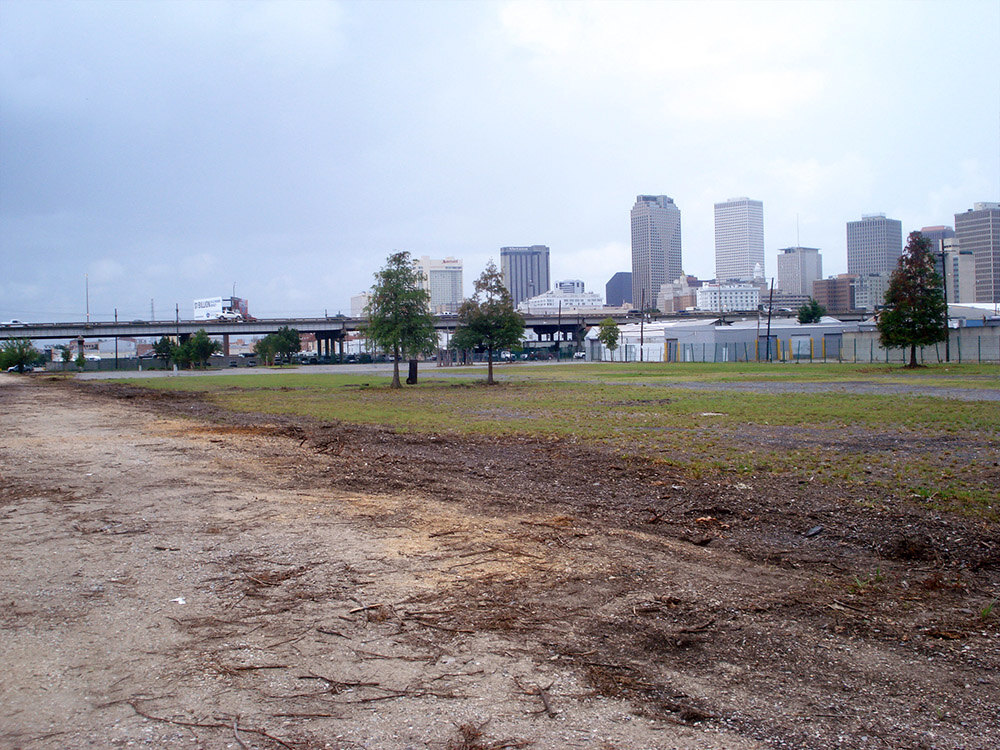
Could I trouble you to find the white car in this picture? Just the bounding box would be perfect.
[1,319,26,326]
[217,311,243,322]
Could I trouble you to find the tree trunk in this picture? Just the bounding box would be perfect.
[487,346,494,385]
[391,345,402,388]
[909,344,918,368]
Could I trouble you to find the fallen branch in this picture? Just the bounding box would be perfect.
[232,718,249,750]
[127,702,294,749]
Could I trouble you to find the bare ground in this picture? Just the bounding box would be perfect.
[1,375,998,750]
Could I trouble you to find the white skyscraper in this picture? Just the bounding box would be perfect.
[631,195,682,311]
[412,256,463,313]
[714,197,764,282]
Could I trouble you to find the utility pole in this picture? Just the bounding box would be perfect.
[639,289,645,362]
[765,278,775,362]
[939,240,950,362]
[85,274,89,323]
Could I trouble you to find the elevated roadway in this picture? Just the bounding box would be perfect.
[2,309,843,347]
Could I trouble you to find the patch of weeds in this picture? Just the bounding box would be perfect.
[980,598,998,621]
[442,720,531,750]
[849,567,885,593]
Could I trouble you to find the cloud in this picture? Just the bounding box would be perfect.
[88,258,125,285]
[498,0,834,120]
[764,155,874,201]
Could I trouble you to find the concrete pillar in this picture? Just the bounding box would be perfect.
[76,337,85,358]
[222,334,230,356]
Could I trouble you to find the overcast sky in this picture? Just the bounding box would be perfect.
[2,0,998,322]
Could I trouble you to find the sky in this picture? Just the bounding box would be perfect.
[1,0,998,322]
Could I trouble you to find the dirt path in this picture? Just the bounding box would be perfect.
[1,375,997,749]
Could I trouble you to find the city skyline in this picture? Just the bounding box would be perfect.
[2,1,998,321]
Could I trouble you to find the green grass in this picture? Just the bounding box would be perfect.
[110,364,1000,521]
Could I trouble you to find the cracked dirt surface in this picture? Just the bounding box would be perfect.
[1,375,998,749]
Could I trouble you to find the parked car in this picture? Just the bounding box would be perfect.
[7,365,33,372]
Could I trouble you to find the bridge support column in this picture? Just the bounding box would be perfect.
[76,337,85,358]
[222,334,230,356]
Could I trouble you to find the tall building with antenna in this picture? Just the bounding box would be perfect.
[631,195,682,310]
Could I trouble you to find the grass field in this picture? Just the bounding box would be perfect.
[115,362,1000,520]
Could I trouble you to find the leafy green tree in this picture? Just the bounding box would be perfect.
[60,345,72,364]
[365,251,437,388]
[0,337,39,372]
[254,334,277,365]
[597,318,620,361]
[187,329,221,368]
[273,326,301,363]
[797,298,826,324]
[452,262,526,385]
[152,336,175,368]
[877,231,948,368]
[74,352,87,370]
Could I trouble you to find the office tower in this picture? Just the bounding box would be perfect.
[714,197,764,282]
[605,272,632,307]
[776,246,822,297]
[954,202,1000,303]
[846,214,902,276]
[813,275,856,313]
[500,245,550,307]
[943,241,976,304]
[631,195,682,311]
[556,279,585,295]
[920,225,956,288]
[412,256,463,313]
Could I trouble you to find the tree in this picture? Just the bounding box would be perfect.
[365,251,437,388]
[272,326,301,363]
[597,318,620,361]
[0,337,39,373]
[452,262,526,385]
[60,345,72,364]
[186,329,221,368]
[797,298,826,324]
[152,336,175,368]
[877,231,948,368]
[253,335,277,365]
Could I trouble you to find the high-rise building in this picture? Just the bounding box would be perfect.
[631,195,682,311]
[920,225,957,287]
[813,274,856,313]
[500,245,550,307]
[412,256,463,313]
[954,202,1000,303]
[944,241,976,304]
[714,197,764,282]
[846,214,902,276]
[776,246,822,297]
[605,272,632,307]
